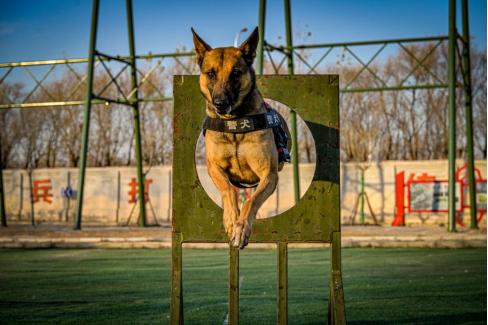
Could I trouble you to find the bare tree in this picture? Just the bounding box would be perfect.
[0,43,485,168]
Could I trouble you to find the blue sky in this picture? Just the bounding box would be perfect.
[0,0,486,64]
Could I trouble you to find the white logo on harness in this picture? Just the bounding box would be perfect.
[240,119,252,129]
[266,112,280,127]
[226,120,238,130]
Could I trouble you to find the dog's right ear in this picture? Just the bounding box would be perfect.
[239,27,259,66]
[191,28,212,66]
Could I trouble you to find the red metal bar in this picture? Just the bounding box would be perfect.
[392,171,405,226]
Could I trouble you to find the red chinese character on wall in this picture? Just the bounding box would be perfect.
[128,178,152,204]
[32,179,53,204]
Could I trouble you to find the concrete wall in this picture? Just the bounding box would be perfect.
[3,160,486,226]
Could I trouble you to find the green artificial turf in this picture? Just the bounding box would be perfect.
[0,248,485,324]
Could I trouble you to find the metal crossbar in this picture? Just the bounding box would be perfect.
[397,41,445,85]
[260,35,468,94]
[132,60,164,98]
[96,62,129,97]
[0,51,193,110]
[1,35,463,111]
[0,67,13,85]
[97,54,129,102]
[343,44,387,88]
[22,65,57,102]
[0,52,194,109]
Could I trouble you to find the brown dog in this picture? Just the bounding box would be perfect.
[192,27,291,249]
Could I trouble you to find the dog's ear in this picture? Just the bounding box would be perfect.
[191,28,212,66]
[239,27,259,66]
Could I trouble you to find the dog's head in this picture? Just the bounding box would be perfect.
[192,27,259,118]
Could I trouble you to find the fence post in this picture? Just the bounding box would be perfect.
[116,170,121,224]
[28,169,35,227]
[65,170,71,222]
[168,168,172,222]
[329,232,347,324]
[277,242,288,323]
[256,0,266,75]
[74,0,100,230]
[359,168,365,225]
[0,145,6,227]
[170,232,183,324]
[447,0,457,232]
[229,246,240,324]
[461,0,477,229]
[126,0,146,227]
[18,172,23,221]
[284,0,300,204]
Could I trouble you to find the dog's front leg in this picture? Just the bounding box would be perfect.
[232,173,278,248]
[208,165,240,239]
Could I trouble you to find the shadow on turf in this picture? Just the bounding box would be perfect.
[348,311,486,325]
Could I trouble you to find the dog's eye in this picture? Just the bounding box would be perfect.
[232,69,241,77]
[206,71,216,79]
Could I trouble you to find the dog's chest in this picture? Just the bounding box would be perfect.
[206,132,256,163]
[205,130,274,181]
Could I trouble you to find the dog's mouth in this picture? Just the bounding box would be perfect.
[214,103,235,117]
[215,105,233,115]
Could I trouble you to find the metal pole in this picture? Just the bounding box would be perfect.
[256,0,266,75]
[447,0,457,232]
[360,169,365,225]
[28,169,35,227]
[74,0,99,230]
[461,0,478,229]
[233,28,248,48]
[284,0,300,204]
[126,0,146,227]
[0,142,6,227]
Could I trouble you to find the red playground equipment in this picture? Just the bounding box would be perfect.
[392,163,486,226]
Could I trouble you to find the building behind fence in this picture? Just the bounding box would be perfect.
[3,160,486,226]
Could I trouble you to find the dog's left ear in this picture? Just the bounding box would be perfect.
[239,27,259,66]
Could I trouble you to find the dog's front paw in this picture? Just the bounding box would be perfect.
[231,221,251,249]
[224,220,234,239]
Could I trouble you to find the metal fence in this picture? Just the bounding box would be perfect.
[0,0,477,232]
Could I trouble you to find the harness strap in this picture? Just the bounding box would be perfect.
[202,111,281,133]
[202,103,291,189]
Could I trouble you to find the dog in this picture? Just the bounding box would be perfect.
[191,27,291,249]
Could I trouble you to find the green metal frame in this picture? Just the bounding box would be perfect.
[0,144,6,227]
[255,0,266,75]
[447,0,457,232]
[461,0,477,229]
[73,0,147,229]
[263,35,451,92]
[0,53,187,110]
[170,75,345,324]
[283,0,301,205]
[0,0,477,231]
[257,0,477,231]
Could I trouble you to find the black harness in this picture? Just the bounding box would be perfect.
[202,110,281,133]
[202,103,291,188]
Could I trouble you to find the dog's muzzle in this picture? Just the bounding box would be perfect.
[212,97,233,115]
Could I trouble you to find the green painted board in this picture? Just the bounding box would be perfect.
[172,75,340,243]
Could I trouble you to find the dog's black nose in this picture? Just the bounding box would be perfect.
[213,96,229,110]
